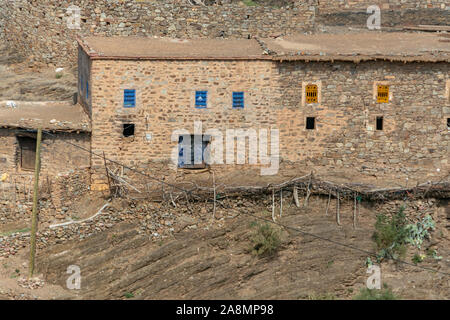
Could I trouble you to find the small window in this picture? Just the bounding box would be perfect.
[232,92,244,109]
[306,117,315,130]
[195,91,207,108]
[306,84,318,104]
[17,136,36,171]
[123,123,135,137]
[377,85,389,103]
[447,118,450,130]
[124,89,136,108]
[376,116,384,131]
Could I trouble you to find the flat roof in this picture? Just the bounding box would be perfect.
[0,101,91,132]
[78,36,266,60]
[78,33,450,62]
[261,32,450,62]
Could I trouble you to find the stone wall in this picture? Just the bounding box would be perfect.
[316,0,449,27]
[277,61,449,178]
[1,0,449,65]
[0,0,316,66]
[89,58,280,186]
[317,0,449,12]
[88,57,449,188]
[0,129,91,176]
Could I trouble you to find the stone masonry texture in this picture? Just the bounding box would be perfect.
[87,56,449,187]
[1,0,449,65]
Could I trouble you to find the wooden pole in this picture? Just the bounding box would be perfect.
[279,189,283,218]
[272,188,275,222]
[336,190,341,226]
[212,171,216,219]
[103,151,112,197]
[29,127,42,278]
[293,186,300,208]
[353,193,357,229]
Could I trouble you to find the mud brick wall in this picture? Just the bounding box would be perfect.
[0,0,316,66]
[88,57,449,188]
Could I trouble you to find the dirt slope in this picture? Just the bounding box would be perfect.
[0,44,76,101]
[34,197,449,300]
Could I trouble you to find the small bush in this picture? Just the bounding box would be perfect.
[123,292,134,299]
[412,253,426,264]
[55,73,63,79]
[372,207,408,261]
[306,293,336,300]
[353,284,398,300]
[250,222,281,257]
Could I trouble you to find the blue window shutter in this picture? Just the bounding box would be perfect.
[124,89,136,108]
[232,92,244,108]
[195,91,207,108]
[86,80,89,100]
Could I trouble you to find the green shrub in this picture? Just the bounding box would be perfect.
[372,207,408,261]
[243,0,258,6]
[306,293,336,300]
[405,215,435,249]
[123,292,134,299]
[353,284,398,300]
[250,222,281,257]
[412,253,424,264]
[55,73,63,79]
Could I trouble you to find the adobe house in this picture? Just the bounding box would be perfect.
[76,33,449,190]
[0,101,91,178]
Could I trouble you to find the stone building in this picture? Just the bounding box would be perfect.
[0,101,91,177]
[77,32,449,190]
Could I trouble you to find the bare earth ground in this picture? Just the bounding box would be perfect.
[1,194,449,300]
[0,44,76,101]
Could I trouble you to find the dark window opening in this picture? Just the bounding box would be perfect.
[17,136,36,171]
[178,135,210,169]
[447,118,450,130]
[306,117,316,130]
[123,123,135,137]
[376,116,384,131]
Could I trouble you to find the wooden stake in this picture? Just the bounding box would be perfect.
[103,151,112,197]
[212,171,216,219]
[272,188,275,222]
[304,172,312,207]
[336,190,341,226]
[353,193,357,229]
[29,127,42,278]
[279,189,283,218]
[293,186,300,208]
[325,190,331,216]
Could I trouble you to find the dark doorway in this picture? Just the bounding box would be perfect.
[17,136,36,171]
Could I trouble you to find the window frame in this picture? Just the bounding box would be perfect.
[123,89,136,108]
[195,90,208,109]
[377,85,390,103]
[232,91,245,109]
[305,84,319,104]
